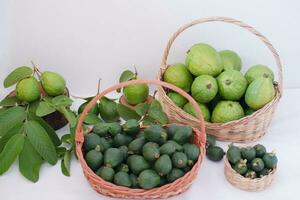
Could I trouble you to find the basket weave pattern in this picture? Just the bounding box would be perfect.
[157,16,283,142]
[75,80,206,199]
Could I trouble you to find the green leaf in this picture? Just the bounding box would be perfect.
[0,106,26,138]
[61,150,71,176]
[28,113,61,146]
[135,103,150,116]
[84,113,101,125]
[142,116,157,126]
[61,134,71,144]
[148,109,168,124]
[28,101,40,114]
[58,107,77,128]
[149,99,163,110]
[19,138,43,183]
[36,101,56,117]
[0,122,23,153]
[4,66,33,88]
[56,147,67,158]
[0,108,7,115]
[117,104,140,121]
[51,95,73,107]
[117,70,136,92]
[0,96,20,107]
[0,134,25,175]
[24,120,58,165]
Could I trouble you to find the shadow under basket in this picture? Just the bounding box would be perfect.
[157,16,283,143]
[75,80,206,199]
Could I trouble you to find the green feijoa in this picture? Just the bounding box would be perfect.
[113,133,133,147]
[97,137,111,152]
[106,137,113,146]
[159,176,168,186]
[241,146,256,161]
[183,143,200,165]
[144,125,168,144]
[254,144,266,157]
[167,168,185,183]
[123,119,140,135]
[96,166,115,182]
[138,169,160,189]
[206,134,216,148]
[258,168,270,177]
[159,143,176,156]
[108,122,122,136]
[167,140,183,152]
[142,142,160,162]
[172,126,193,144]
[84,133,102,151]
[172,152,188,168]
[114,171,132,187]
[166,124,179,139]
[137,131,145,138]
[127,155,150,175]
[245,169,257,179]
[128,137,145,154]
[129,174,139,188]
[116,163,129,173]
[154,155,172,176]
[233,159,248,175]
[119,145,128,160]
[183,166,191,173]
[206,146,225,162]
[263,153,278,169]
[93,122,110,137]
[85,150,103,171]
[104,148,123,168]
[227,144,241,164]
[251,158,265,172]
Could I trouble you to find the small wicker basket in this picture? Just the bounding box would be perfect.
[75,79,206,199]
[157,16,283,142]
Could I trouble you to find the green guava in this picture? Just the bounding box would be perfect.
[211,101,244,123]
[16,77,40,102]
[245,107,256,116]
[245,65,274,83]
[41,71,66,96]
[185,43,223,77]
[217,70,248,100]
[123,84,149,105]
[163,63,193,92]
[245,77,275,109]
[167,92,187,108]
[191,75,218,103]
[183,102,210,122]
[219,50,242,71]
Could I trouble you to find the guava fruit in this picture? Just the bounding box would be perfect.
[15,77,40,102]
[123,83,149,105]
[217,70,248,100]
[211,101,244,123]
[245,107,256,116]
[245,64,274,83]
[245,77,275,109]
[219,50,242,71]
[191,75,218,103]
[185,43,223,77]
[41,71,66,96]
[167,92,187,108]
[183,102,210,122]
[163,63,193,92]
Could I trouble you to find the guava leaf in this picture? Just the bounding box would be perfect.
[135,103,150,116]
[61,134,71,144]
[117,70,136,92]
[56,147,67,158]
[61,150,71,176]
[149,99,163,110]
[51,95,73,107]
[148,109,168,124]
[0,134,25,175]
[24,120,57,165]
[84,113,102,125]
[0,96,20,107]
[142,116,157,126]
[117,104,140,121]
[57,107,77,128]
[36,101,56,117]
[19,138,43,183]
[0,122,23,153]
[3,66,33,88]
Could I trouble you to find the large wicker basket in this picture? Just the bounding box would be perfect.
[75,79,206,199]
[157,16,283,142]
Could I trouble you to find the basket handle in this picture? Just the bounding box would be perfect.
[160,16,283,93]
[75,79,206,144]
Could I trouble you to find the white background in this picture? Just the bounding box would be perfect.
[1,0,300,199]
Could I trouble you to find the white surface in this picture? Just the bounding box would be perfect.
[1,0,300,199]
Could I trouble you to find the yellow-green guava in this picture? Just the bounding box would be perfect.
[219,50,242,71]
[123,84,149,105]
[191,75,218,103]
[16,77,40,102]
[211,101,244,123]
[245,65,274,83]
[183,102,210,122]
[41,71,66,96]
[167,92,187,108]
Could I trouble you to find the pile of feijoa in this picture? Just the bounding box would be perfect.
[227,144,278,178]
[83,120,200,189]
[205,134,225,162]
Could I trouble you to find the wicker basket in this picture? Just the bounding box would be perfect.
[224,152,276,191]
[157,16,283,142]
[75,80,206,199]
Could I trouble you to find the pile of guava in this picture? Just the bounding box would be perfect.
[163,43,276,123]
